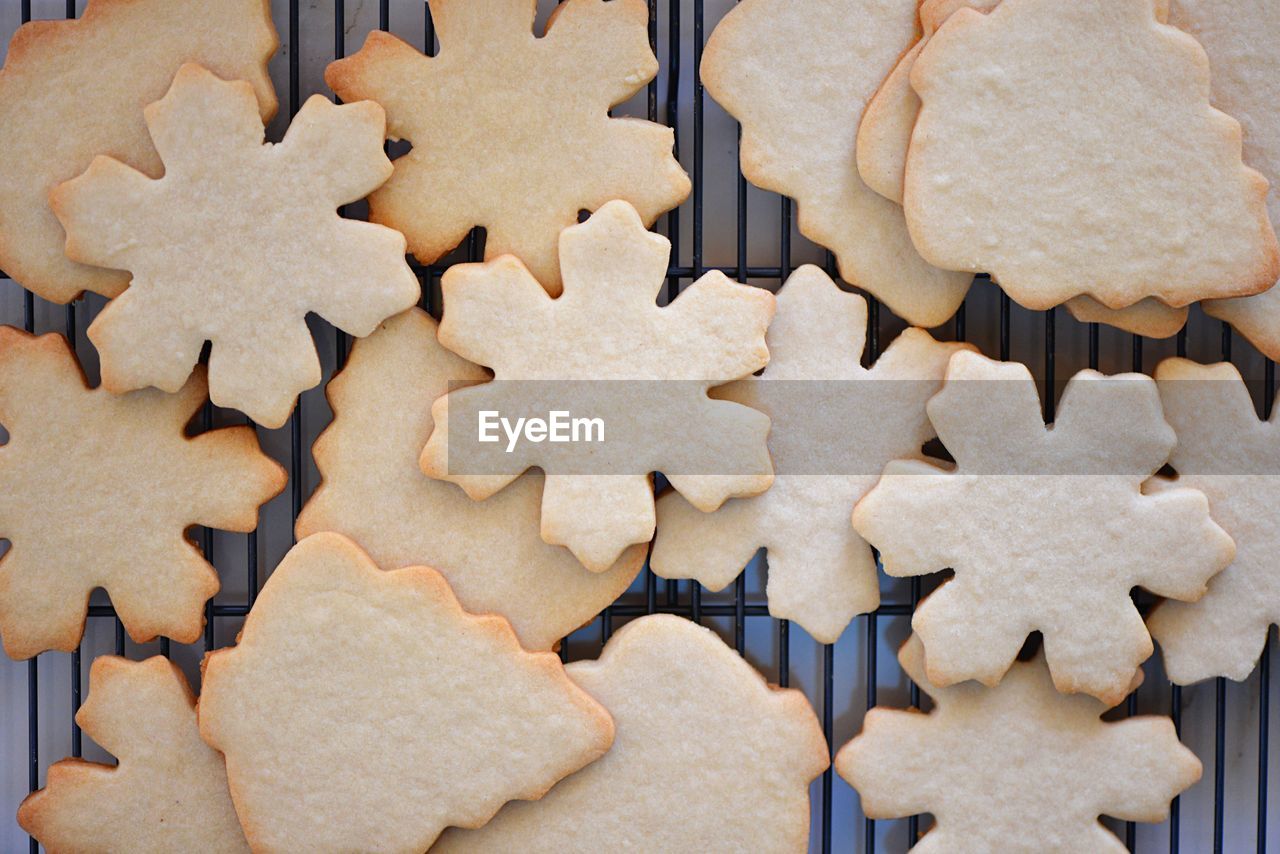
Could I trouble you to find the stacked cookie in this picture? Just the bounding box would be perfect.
[3,0,1279,851]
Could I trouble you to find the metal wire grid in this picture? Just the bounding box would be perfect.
[2,0,1277,851]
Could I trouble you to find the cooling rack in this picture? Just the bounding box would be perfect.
[1,1,1277,851]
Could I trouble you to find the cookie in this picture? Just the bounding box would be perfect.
[652,266,971,643]
[199,532,614,853]
[1146,359,1280,683]
[296,307,645,652]
[435,614,829,852]
[852,350,1235,704]
[700,0,971,328]
[419,200,775,573]
[856,0,999,205]
[50,64,419,428]
[0,328,284,661]
[324,0,689,296]
[0,0,277,304]
[905,0,1279,310]
[836,635,1201,852]
[1170,0,1280,359]
[1064,296,1189,340]
[18,656,248,853]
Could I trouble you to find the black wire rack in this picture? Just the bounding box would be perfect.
[3,1,1279,851]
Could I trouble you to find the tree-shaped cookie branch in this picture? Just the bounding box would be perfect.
[324,0,690,295]
[18,656,248,853]
[199,533,614,852]
[436,614,829,852]
[852,350,1235,704]
[0,0,278,304]
[420,200,775,573]
[700,0,970,327]
[0,328,284,660]
[1147,358,1280,683]
[837,636,1201,851]
[296,308,644,652]
[653,266,971,642]
[51,63,419,428]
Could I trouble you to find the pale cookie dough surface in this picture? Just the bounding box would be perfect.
[652,266,971,643]
[0,0,277,304]
[324,0,689,296]
[1147,359,1280,683]
[701,0,971,328]
[1174,0,1280,359]
[836,636,1201,853]
[435,614,829,853]
[1064,296,1189,340]
[296,308,644,652]
[420,201,775,573]
[198,533,614,854]
[51,64,419,428]
[0,328,284,661]
[852,350,1235,704]
[18,656,248,854]
[856,0,999,205]
[905,0,1279,310]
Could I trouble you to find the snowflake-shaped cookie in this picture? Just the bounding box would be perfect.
[51,63,420,428]
[652,266,971,642]
[324,0,690,296]
[1146,358,1280,683]
[297,308,645,652]
[836,636,1201,851]
[700,0,971,327]
[436,614,829,851]
[0,0,277,304]
[420,200,775,573]
[18,656,248,853]
[199,533,614,852]
[852,350,1235,704]
[0,328,285,660]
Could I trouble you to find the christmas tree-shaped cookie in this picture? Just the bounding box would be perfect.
[199,533,615,852]
[905,0,1278,310]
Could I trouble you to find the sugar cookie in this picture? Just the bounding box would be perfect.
[436,614,828,853]
[0,328,284,660]
[297,308,644,651]
[325,0,689,296]
[199,532,614,853]
[420,201,775,573]
[837,636,1200,852]
[1147,358,1280,683]
[51,64,419,428]
[18,656,248,853]
[852,350,1234,704]
[701,0,971,327]
[0,0,277,303]
[652,266,971,642]
[905,0,1279,310]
